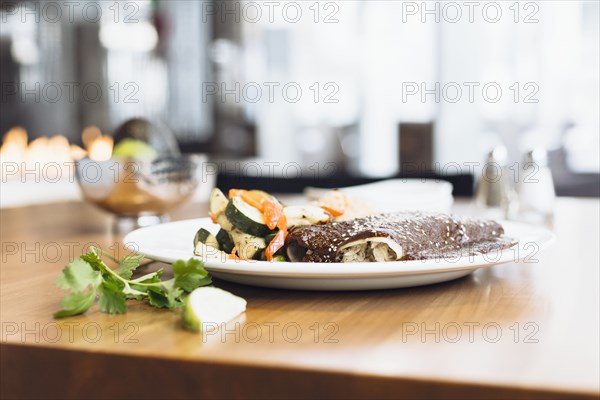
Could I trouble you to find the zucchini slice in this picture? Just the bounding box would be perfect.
[225,197,274,237]
[194,242,228,259]
[229,229,266,259]
[283,205,331,227]
[253,249,266,261]
[264,232,277,244]
[209,188,229,216]
[216,229,235,254]
[193,228,226,259]
[193,228,219,249]
[215,212,234,232]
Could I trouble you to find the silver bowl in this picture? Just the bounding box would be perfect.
[75,154,205,228]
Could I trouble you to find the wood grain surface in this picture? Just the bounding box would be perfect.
[1,198,599,399]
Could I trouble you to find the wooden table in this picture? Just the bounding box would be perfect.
[1,198,599,399]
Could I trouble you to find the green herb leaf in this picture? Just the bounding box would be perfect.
[127,269,163,299]
[147,286,170,308]
[54,259,101,293]
[146,280,183,309]
[54,249,211,318]
[123,285,147,300]
[114,254,144,279]
[54,289,97,318]
[131,269,163,284]
[172,258,212,293]
[162,279,184,308]
[98,276,127,314]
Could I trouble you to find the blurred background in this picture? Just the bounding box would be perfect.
[1,0,599,204]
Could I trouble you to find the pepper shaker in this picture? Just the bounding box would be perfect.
[475,146,516,219]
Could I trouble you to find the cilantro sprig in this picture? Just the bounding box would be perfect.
[54,247,211,318]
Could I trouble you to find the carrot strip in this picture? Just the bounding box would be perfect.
[241,191,264,210]
[228,247,248,261]
[265,229,286,261]
[276,214,288,234]
[228,189,247,198]
[320,205,344,217]
[263,200,282,230]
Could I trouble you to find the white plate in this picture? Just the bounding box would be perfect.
[123,218,555,291]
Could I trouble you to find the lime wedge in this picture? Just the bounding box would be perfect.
[182,287,247,332]
[112,138,157,159]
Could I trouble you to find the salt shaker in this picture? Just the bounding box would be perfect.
[516,149,555,224]
[475,146,516,219]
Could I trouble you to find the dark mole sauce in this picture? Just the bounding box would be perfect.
[285,212,518,263]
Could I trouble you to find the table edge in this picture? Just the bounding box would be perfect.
[2,342,598,400]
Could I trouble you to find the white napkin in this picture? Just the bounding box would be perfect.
[305,179,454,214]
